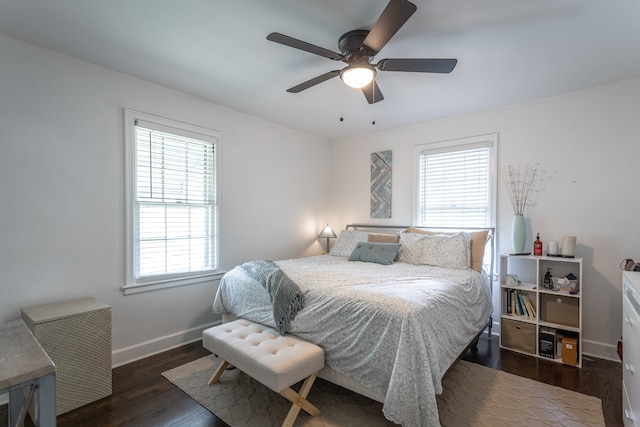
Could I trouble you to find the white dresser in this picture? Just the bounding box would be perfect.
[623,271,640,426]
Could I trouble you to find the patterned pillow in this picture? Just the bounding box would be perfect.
[399,232,471,269]
[348,242,401,265]
[406,227,489,272]
[329,230,370,257]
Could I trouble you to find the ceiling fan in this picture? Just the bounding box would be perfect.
[266,0,457,104]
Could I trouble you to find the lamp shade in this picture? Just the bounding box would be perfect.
[318,225,337,239]
[340,65,375,88]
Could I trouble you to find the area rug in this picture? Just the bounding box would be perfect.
[162,355,605,427]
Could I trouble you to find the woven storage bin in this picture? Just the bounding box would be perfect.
[540,294,580,328]
[21,297,112,415]
[501,318,536,354]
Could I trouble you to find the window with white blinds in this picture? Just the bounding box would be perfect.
[415,134,497,228]
[124,110,222,294]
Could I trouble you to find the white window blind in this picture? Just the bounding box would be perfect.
[416,135,497,228]
[124,110,222,293]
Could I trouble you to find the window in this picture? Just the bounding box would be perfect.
[124,109,222,294]
[414,134,497,228]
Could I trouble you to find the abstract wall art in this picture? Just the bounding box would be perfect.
[371,150,392,218]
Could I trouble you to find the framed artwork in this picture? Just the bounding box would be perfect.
[371,150,392,218]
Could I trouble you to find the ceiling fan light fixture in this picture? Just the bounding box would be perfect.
[341,65,375,88]
[268,0,456,103]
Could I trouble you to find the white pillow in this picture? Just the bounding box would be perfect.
[329,230,369,257]
[399,232,471,269]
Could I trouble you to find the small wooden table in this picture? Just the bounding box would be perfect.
[0,319,56,427]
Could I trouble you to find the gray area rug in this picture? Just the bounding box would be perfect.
[162,355,605,427]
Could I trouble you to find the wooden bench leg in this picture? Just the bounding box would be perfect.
[207,360,229,385]
[279,372,319,427]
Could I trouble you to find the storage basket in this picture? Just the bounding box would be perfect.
[501,318,536,354]
[540,294,579,327]
[551,277,578,291]
[21,297,112,415]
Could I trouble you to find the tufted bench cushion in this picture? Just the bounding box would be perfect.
[202,319,325,427]
[203,319,324,392]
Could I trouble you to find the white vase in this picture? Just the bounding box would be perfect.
[511,214,526,254]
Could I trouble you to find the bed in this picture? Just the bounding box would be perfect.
[212,224,494,427]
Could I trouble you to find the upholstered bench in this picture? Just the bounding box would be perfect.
[202,319,325,427]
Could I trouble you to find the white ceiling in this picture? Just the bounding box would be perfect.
[1,0,639,140]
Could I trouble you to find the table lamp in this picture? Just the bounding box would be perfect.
[317,225,337,254]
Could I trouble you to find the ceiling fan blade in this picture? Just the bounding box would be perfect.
[377,58,458,73]
[267,32,343,61]
[362,0,417,55]
[286,70,341,93]
[361,80,384,104]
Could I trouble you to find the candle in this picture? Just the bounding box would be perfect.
[548,240,558,256]
[561,236,577,258]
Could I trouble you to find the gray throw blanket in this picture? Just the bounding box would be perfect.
[238,260,304,335]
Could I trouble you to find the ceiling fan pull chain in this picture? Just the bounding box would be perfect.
[339,79,344,122]
[372,77,376,125]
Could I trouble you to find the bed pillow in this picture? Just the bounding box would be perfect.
[348,242,401,265]
[406,227,489,272]
[368,233,400,243]
[329,230,369,257]
[399,232,471,269]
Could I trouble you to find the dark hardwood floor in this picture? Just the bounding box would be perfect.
[2,333,622,426]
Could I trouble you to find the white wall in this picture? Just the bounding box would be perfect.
[3,32,638,365]
[327,76,640,360]
[0,35,330,365]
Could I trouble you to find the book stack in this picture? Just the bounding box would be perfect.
[503,289,537,319]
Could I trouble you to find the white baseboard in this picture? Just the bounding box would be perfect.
[488,319,500,336]
[582,338,621,363]
[112,320,220,367]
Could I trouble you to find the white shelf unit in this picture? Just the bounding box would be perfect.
[499,254,583,367]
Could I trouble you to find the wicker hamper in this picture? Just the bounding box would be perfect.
[21,297,112,415]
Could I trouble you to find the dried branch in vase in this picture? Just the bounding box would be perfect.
[502,163,539,215]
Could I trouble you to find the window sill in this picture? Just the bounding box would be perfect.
[122,271,226,295]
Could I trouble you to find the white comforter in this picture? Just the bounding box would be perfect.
[213,255,492,427]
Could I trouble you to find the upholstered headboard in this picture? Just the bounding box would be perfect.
[345,223,495,279]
